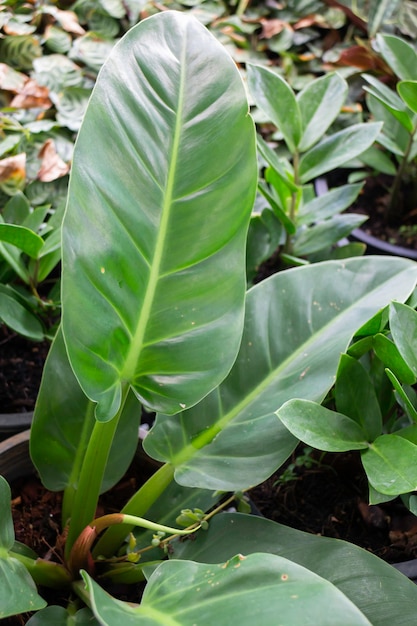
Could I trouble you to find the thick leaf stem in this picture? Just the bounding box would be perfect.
[284,150,300,255]
[64,384,130,559]
[69,512,199,576]
[9,550,72,588]
[92,461,175,558]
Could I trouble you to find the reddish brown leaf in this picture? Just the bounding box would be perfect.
[0,153,26,188]
[37,139,70,182]
[337,45,392,72]
[260,18,292,39]
[10,78,52,110]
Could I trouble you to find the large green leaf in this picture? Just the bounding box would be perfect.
[377,34,417,81]
[143,257,417,492]
[299,122,382,183]
[61,11,257,421]
[30,328,141,494]
[297,72,347,152]
[174,513,417,626]
[81,554,371,625]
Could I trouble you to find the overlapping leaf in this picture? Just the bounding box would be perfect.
[144,257,417,491]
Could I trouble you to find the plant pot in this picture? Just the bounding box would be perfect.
[350,227,417,261]
[0,429,32,482]
[0,413,33,442]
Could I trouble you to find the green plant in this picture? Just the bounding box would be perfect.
[0,190,62,340]
[2,11,417,624]
[245,65,381,277]
[360,34,417,225]
[277,299,417,508]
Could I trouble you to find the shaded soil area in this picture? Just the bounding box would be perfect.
[338,172,417,253]
[0,327,50,414]
[250,447,417,564]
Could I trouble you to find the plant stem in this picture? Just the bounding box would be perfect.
[10,550,72,588]
[64,384,129,559]
[284,151,300,255]
[92,461,175,558]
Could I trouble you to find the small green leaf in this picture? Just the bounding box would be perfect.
[297,73,347,152]
[373,333,416,384]
[26,606,97,625]
[299,123,382,183]
[0,293,44,341]
[362,434,417,495]
[377,33,417,80]
[0,224,43,258]
[293,214,367,257]
[277,399,369,451]
[298,183,363,225]
[397,80,417,114]
[385,369,417,423]
[335,354,382,441]
[389,302,417,376]
[247,64,302,152]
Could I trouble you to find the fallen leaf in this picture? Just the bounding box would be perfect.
[0,63,27,93]
[37,139,70,182]
[259,18,292,39]
[10,78,52,110]
[55,9,86,35]
[0,153,26,191]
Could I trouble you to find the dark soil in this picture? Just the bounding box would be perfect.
[250,446,417,564]
[340,172,417,252]
[0,327,50,414]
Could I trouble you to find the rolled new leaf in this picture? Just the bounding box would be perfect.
[61,11,257,420]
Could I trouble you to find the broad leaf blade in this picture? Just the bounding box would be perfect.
[299,123,382,183]
[61,12,257,420]
[0,224,43,258]
[298,183,363,225]
[144,257,417,491]
[82,554,371,626]
[390,301,417,376]
[174,513,417,626]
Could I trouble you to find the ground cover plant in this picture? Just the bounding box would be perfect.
[2,11,417,625]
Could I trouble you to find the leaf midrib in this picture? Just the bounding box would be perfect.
[121,38,187,380]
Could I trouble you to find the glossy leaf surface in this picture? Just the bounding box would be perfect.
[144,257,417,491]
[277,399,369,451]
[389,302,417,376]
[299,123,382,183]
[362,434,417,495]
[30,328,140,492]
[247,64,302,152]
[297,72,347,151]
[61,11,257,420]
[377,34,417,80]
[82,554,371,625]
[174,513,417,626]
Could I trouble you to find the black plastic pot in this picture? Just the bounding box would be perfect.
[0,412,33,442]
[350,228,417,261]
[0,429,32,482]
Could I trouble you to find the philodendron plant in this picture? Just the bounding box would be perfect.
[2,11,417,625]
[245,65,381,278]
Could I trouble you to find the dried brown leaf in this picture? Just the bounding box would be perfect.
[10,78,52,110]
[37,139,70,182]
